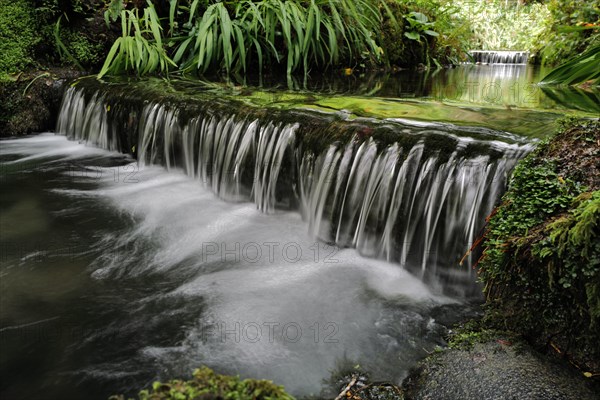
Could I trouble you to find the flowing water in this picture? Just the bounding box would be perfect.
[467,50,530,64]
[0,66,596,399]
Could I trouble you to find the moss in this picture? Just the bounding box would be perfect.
[447,319,512,350]
[109,366,294,400]
[0,68,79,136]
[0,0,38,80]
[478,118,600,373]
[59,29,105,67]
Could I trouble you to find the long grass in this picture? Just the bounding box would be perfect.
[174,0,383,75]
[98,1,176,78]
[99,0,385,78]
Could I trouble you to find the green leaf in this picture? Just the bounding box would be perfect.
[404,31,421,41]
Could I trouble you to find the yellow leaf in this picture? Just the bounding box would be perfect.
[583,371,592,378]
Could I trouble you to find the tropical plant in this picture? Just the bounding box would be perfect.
[174,0,382,75]
[403,11,437,42]
[402,10,439,67]
[540,43,600,86]
[98,1,176,78]
[97,0,389,78]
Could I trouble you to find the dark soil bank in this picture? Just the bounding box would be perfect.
[0,69,81,136]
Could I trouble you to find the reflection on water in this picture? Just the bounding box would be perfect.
[224,64,599,113]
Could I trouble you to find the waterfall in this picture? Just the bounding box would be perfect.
[56,81,531,276]
[468,50,529,64]
[299,138,524,271]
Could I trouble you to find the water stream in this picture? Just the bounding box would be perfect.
[1,65,595,399]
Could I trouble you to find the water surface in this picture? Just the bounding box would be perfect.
[1,135,461,399]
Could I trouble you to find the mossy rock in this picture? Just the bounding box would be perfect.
[109,366,294,400]
[478,117,600,374]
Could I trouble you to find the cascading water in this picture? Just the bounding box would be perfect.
[57,80,531,282]
[468,50,530,64]
[2,76,540,399]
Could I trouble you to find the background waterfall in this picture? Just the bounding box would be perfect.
[57,82,531,280]
[468,50,530,64]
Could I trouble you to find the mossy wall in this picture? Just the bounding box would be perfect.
[0,0,38,81]
[479,118,600,372]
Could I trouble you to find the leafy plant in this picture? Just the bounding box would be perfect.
[54,16,84,70]
[109,366,295,400]
[173,0,383,76]
[403,11,437,42]
[402,11,439,68]
[540,43,600,86]
[104,0,125,25]
[98,1,176,78]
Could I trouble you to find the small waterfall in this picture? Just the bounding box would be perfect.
[299,138,524,272]
[56,80,531,279]
[58,86,298,212]
[468,50,529,64]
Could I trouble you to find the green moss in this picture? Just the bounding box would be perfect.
[58,28,105,67]
[109,366,294,400]
[0,0,38,80]
[447,320,508,350]
[479,118,600,371]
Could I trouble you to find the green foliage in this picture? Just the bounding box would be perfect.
[451,0,551,52]
[109,366,294,400]
[541,0,600,66]
[99,0,384,77]
[379,0,472,67]
[540,43,600,86]
[66,33,105,66]
[479,118,600,368]
[447,320,505,350]
[104,0,126,24]
[53,16,84,69]
[532,191,600,287]
[0,0,38,80]
[401,10,438,67]
[403,11,438,42]
[98,1,176,78]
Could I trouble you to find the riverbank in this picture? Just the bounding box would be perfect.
[402,336,599,400]
[0,68,82,136]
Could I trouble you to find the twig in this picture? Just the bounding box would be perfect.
[334,374,358,400]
